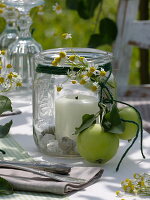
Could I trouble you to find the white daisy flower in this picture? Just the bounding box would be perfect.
[62,33,72,40]
[52,3,62,14]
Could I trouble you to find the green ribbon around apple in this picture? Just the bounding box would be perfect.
[75,66,145,171]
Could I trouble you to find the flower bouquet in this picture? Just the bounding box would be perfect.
[0,50,22,151]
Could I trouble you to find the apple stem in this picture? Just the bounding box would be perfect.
[99,86,103,103]
[116,119,140,171]
[98,65,113,106]
[114,100,145,160]
[98,83,145,171]
[103,85,114,102]
[97,66,145,171]
[104,66,112,85]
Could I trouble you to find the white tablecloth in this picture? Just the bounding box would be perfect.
[2,90,150,200]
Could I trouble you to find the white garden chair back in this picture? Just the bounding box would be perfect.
[112,0,150,96]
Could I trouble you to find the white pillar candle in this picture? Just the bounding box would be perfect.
[55,94,99,141]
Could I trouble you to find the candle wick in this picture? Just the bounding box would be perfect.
[75,96,78,100]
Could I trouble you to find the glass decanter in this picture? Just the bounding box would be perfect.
[0,6,19,50]
[4,0,44,88]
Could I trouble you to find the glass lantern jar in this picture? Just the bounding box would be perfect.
[33,48,113,157]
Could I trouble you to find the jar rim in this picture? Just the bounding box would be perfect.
[4,0,44,8]
[34,47,112,65]
[34,48,112,75]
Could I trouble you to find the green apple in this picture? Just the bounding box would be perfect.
[118,107,139,140]
[77,124,119,163]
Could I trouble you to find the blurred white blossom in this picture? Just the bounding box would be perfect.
[52,3,62,14]
[61,33,72,40]
[0,52,22,92]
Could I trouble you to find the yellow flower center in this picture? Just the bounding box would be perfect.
[16,82,22,87]
[6,64,13,68]
[57,86,62,92]
[90,66,96,72]
[0,50,6,55]
[115,190,121,196]
[55,56,61,63]
[56,4,62,11]
[86,71,93,77]
[51,60,58,66]
[62,33,67,39]
[91,85,98,92]
[0,66,2,70]
[125,179,130,183]
[80,74,86,78]
[123,185,133,193]
[7,73,13,79]
[100,70,106,76]
[138,181,145,187]
[0,77,4,84]
[80,79,86,85]
[79,57,85,62]
[59,51,66,58]
[69,55,76,61]
[71,80,77,84]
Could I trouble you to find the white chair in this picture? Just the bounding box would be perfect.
[112,0,150,96]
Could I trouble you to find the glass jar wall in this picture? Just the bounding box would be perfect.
[33,48,113,157]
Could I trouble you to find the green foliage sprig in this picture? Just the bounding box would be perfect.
[66,0,117,48]
[66,0,101,19]
[0,177,13,195]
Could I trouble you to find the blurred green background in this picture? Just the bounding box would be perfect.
[0,0,141,84]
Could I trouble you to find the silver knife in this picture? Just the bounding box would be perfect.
[0,162,86,184]
[0,160,71,175]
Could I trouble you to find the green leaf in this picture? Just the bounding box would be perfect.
[88,18,117,47]
[66,0,101,19]
[110,104,121,126]
[99,18,117,45]
[102,104,125,134]
[88,34,102,48]
[0,120,13,138]
[108,123,125,134]
[66,0,80,10]
[0,177,13,195]
[74,114,97,135]
[0,95,12,115]
[78,0,101,19]
[97,64,112,72]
